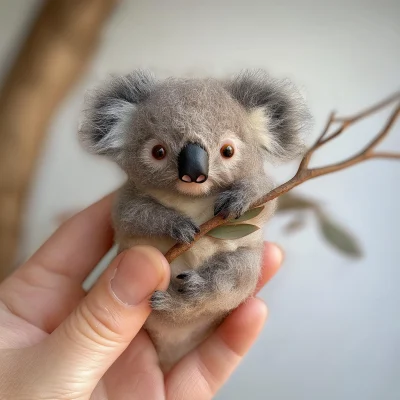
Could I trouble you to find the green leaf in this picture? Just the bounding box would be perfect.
[207,224,260,240]
[317,213,362,258]
[228,206,265,223]
[277,193,320,213]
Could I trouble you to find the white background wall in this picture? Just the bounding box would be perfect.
[1,1,399,399]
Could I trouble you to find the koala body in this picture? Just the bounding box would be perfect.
[79,69,311,371]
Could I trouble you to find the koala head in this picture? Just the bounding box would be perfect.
[79,69,311,196]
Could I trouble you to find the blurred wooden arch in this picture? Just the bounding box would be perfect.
[0,0,119,281]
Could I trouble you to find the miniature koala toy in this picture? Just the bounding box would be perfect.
[78,68,311,372]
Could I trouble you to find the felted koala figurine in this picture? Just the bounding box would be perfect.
[79,69,311,372]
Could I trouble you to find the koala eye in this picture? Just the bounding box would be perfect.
[220,144,235,158]
[152,144,167,160]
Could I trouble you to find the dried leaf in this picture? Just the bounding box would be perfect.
[317,213,362,258]
[228,206,265,223]
[284,215,306,233]
[277,193,320,213]
[207,224,260,240]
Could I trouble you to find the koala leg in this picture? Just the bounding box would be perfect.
[147,246,263,371]
[150,246,263,319]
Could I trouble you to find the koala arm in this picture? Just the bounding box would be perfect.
[214,169,275,219]
[113,183,200,243]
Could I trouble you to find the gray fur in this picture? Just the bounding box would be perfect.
[226,69,312,161]
[151,247,263,321]
[78,69,157,161]
[78,68,312,371]
[214,171,276,219]
[78,69,310,193]
[113,183,200,243]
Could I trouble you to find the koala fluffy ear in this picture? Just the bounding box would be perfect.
[227,69,312,161]
[78,69,156,159]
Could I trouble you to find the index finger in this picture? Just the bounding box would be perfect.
[28,193,115,282]
[0,193,115,332]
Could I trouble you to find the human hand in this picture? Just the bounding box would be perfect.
[0,194,283,399]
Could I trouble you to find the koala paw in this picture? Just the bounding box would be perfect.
[150,290,173,311]
[169,216,200,243]
[150,271,209,313]
[175,270,208,298]
[214,186,250,219]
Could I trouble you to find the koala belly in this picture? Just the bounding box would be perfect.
[117,233,247,370]
[116,193,269,371]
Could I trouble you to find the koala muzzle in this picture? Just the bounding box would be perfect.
[178,143,209,183]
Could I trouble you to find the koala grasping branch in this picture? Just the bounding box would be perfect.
[164,91,400,264]
[78,67,398,372]
[79,68,314,370]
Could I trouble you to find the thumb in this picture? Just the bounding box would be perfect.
[39,245,169,396]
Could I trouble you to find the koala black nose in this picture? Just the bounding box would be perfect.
[178,143,209,183]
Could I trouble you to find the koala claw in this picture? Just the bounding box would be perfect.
[214,190,248,219]
[175,270,207,297]
[150,290,172,311]
[214,201,231,219]
[150,271,210,314]
[170,217,200,243]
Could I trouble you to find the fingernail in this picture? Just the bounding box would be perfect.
[110,246,167,306]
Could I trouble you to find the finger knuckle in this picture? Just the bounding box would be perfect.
[69,301,125,348]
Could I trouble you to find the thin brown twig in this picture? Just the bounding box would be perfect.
[315,92,400,151]
[318,121,348,148]
[317,111,337,143]
[307,103,400,178]
[334,91,400,122]
[164,93,400,263]
[372,152,400,159]
[298,111,335,169]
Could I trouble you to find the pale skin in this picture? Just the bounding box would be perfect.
[0,194,283,400]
